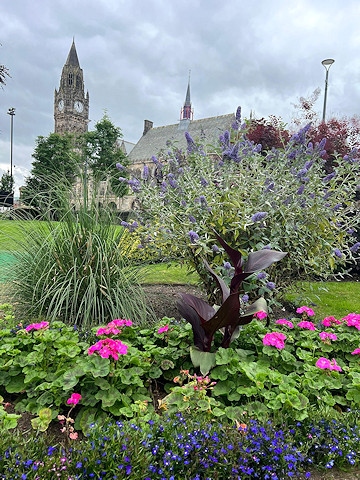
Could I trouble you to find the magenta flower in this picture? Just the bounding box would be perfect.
[351,348,360,355]
[296,306,315,317]
[316,357,331,369]
[96,326,121,336]
[322,316,342,327]
[297,321,316,330]
[316,357,342,372]
[330,359,342,372]
[319,332,337,342]
[110,319,133,327]
[158,325,169,334]
[67,393,82,405]
[262,332,287,350]
[96,319,133,336]
[254,311,267,320]
[25,321,49,332]
[275,319,294,329]
[342,313,360,330]
[88,338,128,360]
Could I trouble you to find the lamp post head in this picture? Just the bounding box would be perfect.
[7,107,15,116]
[322,59,335,70]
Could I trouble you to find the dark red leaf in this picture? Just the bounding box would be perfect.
[244,250,287,273]
[177,293,215,323]
[202,293,240,338]
[203,259,230,303]
[213,231,243,271]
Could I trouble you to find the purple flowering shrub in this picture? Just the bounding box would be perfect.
[117,108,360,297]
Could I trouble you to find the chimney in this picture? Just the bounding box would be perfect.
[143,119,153,136]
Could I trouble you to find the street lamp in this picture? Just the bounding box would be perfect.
[321,59,334,123]
[7,107,15,185]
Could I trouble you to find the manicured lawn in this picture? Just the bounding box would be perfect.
[284,280,360,319]
[143,262,199,285]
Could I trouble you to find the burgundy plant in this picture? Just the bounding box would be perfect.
[177,232,287,352]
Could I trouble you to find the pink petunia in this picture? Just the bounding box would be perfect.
[158,325,169,334]
[66,393,82,405]
[297,321,316,330]
[322,316,342,327]
[262,332,287,350]
[275,319,294,329]
[254,311,267,320]
[25,321,49,332]
[319,332,337,342]
[351,348,360,355]
[296,306,315,317]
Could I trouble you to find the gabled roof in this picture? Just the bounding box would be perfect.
[128,113,235,164]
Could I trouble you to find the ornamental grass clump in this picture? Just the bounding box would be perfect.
[5,179,152,329]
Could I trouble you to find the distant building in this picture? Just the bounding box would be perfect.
[127,79,236,178]
[54,41,236,213]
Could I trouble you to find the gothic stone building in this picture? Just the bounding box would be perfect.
[55,41,237,213]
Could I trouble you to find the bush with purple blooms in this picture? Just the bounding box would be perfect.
[118,111,360,299]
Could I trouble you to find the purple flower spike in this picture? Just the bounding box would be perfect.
[251,212,268,222]
[188,230,199,243]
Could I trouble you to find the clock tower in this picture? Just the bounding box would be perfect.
[54,39,89,134]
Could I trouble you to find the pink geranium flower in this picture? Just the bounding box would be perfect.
[275,319,294,329]
[322,316,342,327]
[297,321,316,330]
[296,306,315,317]
[25,321,49,332]
[316,357,342,372]
[96,319,133,336]
[351,348,360,355]
[158,325,169,334]
[342,313,360,330]
[262,332,287,350]
[110,319,133,327]
[254,311,267,320]
[319,332,337,342]
[88,338,128,360]
[66,393,82,405]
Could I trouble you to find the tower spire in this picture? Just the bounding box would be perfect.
[180,70,193,120]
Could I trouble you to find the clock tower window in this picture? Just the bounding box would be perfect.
[68,73,73,86]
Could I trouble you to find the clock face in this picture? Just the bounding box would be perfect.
[58,100,64,111]
[74,100,84,113]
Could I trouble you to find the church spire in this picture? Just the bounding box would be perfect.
[180,71,193,121]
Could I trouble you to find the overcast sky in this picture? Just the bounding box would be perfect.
[1,0,360,195]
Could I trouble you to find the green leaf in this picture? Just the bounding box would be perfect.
[5,375,25,393]
[190,346,216,375]
[95,386,121,408]
[93,378,111,390]
[212,380,235,396]
[87,356,110,378]
[31,408,53,432]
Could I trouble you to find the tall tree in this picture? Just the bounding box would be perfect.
[83,113,129,196]
[21,133,79,210]
[0,171,14,192]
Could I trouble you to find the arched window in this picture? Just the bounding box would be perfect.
[68,73,73,86]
